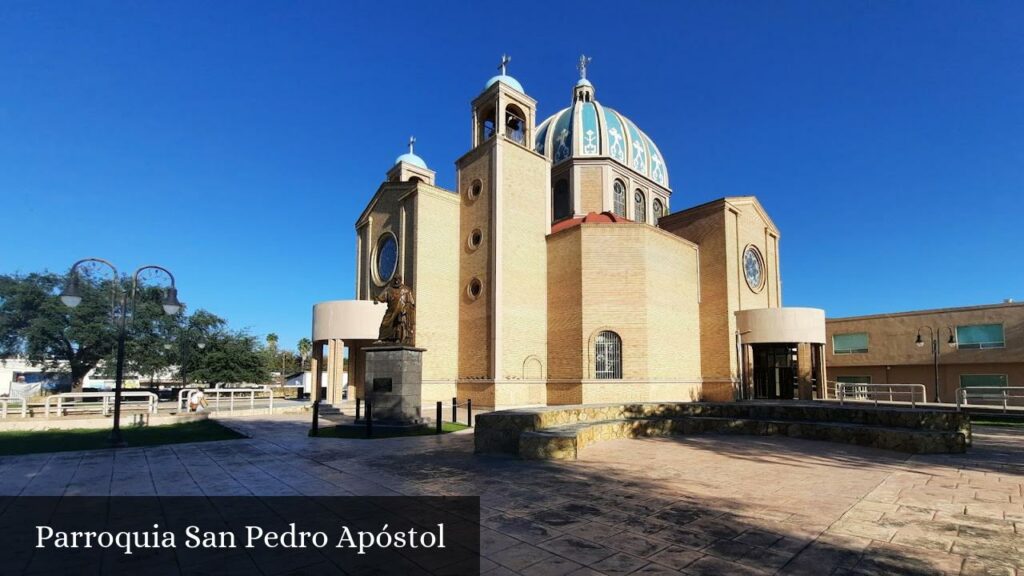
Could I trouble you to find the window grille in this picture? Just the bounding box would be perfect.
[595,331,622,379]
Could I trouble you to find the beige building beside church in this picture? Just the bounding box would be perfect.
[826,301,1024,403]
[320,61,825,410]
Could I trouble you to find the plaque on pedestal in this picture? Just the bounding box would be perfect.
[363,346,426,424]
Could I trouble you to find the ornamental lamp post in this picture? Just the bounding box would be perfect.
[914,325,956,404]
[60,258,182,447]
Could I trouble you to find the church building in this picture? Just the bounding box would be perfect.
[316,57,826,410]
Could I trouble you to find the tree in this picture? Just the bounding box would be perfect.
[266,333,278,351]
[190,331,271,386]
[297,337,312,370]
[1,270,267,390]
[0,272,117,390]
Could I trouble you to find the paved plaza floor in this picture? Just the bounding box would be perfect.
[0,414,1020,575]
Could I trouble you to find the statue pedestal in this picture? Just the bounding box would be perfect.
[363,345,426,423]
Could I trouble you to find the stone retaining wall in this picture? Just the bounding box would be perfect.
[475,402,972,459]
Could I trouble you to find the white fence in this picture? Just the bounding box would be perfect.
[43,391,158,417]
[177,387,275,414]
[1,398,28,418]
[835,382,928,408]
[956,387,1024,413]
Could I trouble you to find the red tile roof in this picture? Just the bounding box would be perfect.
[550,211,632,234]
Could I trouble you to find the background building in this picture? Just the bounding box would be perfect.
[826,301,1023,403]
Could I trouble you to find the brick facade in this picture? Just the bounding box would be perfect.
[350,78,792,409]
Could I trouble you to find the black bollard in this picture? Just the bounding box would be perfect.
[436,401,442,434]
[467,399,472,427]
[452,397,457,423]
[365,400,372,438]
[310,400,320,436]
[355,397,361,421]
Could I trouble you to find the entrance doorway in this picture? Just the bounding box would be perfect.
[752,344,797,399]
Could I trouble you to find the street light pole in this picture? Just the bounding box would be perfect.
[180,329,206,389]
[60,258,181,447]
[915,325,957,404]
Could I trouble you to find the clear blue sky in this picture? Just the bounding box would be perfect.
[2,1,1021,350]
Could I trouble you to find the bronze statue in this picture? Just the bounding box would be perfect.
[376,275,416,345]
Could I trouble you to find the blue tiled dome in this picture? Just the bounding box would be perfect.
[395,152,427,169]
[484,74,524,93]
[535,82,668,187]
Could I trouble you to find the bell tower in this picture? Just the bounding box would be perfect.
[455,56,550,408]
[471,55,537,148]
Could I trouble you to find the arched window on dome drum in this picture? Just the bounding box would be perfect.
[652,198,664,225]
[594,331,622,379]
[634,190,647,223]
[553,179,571,222]
[613,180,626,216]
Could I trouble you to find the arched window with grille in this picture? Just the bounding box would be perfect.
[634,190,647,223]
[594,331,622,379]
[612,180,626,216]
[652,198,664,225]
[553,179,571,222]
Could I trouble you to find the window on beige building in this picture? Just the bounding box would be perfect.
[652,198,664,225]
[960,374,1008,388]
[833,332,868,354]
[956,324,1005,349]
[634,190,646,223]
[595,331,622,379]
[613,180,626,216]
[836,375,871,399]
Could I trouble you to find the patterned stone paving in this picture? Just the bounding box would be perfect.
[0,413,1020,575]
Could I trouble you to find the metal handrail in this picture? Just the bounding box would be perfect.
[44,391,158,417]
[956,386,1024,413]
[835,382,927,408]
[177,386,275,413]
[1,398,28,418]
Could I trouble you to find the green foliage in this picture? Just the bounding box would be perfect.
[0,272,117,387]
[0,271,272,388]
[297,337,312,370]
[190,331,271,386]
[0,420,245,455]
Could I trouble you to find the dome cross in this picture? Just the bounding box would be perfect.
[498,54,511,75]
[408,136,416,154]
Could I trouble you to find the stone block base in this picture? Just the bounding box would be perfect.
[364,346,425,423]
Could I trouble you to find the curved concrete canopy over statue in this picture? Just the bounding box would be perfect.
[375,275,416,346]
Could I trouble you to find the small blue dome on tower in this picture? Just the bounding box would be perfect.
[395,153,427,169]
[484,54,523,93]
[484,74,524,93]
[395,136,427,169]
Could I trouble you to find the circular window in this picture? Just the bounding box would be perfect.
[742,245,765,292]
[467,179,482,200]
[467,228,483,250]
[467,278,483,300]
[375,234,398,283]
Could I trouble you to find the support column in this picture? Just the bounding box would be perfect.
[311,342,324,402]
[797,342,813,401]
[327,338,345,405]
